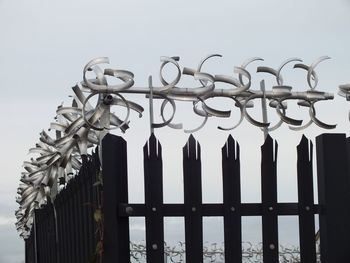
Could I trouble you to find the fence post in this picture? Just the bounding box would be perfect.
[222,135,242,262]
[102,134,130,262]
[297,136,316,263]
[183,135,203,263]
[261,135,279,263]
[144,133,164,263]
[316,133,350,263]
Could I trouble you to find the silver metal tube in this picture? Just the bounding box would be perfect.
[149,76,154,134]
[260,80,269,140]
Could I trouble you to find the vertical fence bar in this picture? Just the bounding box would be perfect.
[76,171,84,262]
[25,229,35,263]
[57,192,62,263]
[49,206,54,262]
[41,209,45,262]
[80,160,90,262]
[102,134,130,262]
[75,171,83,262]
[38,209,43,263]
[222,135,242,262]
[261,135,279,263]
[92,158,100,252]
[34,209,42,263]
[49,204,53,262]
[183,135,203,263]
[316,134,350,262]
[144,133,164,263]
[60,186,66,263]
[71,182,77,263]
[47,200,56,263]
[38,208,44,263]
[39,209,44,263]
[89,153,99,258]
[63,185,69,263]
[59,189,67,263]
[25,234,28,263]
[49,202,55,262]
[72,179,79,263]
[74,174,81,262]
[55,195,63,263]
[297,135,316,263]
[81,169,89,262]
[47,202,52,262]
[35,209,40,263]
[63,189,70,263]
[87,160,95,255]
[33,210,38,263]
[68,184,75,263]
[53,201,59,263]
[93,150,102,253]
[47,210,50,262]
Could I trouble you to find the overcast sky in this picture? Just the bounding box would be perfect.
[1,0,350,262]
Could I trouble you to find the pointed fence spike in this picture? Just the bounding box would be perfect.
[197,142,201,160]
[183,134,201,160]
[222,140,228,159]
[145,133,158,158]
[143,140,149,157]
[188,134,196,143]
[309,140,313,163]
[261,134,273,150]
[261,135,278,162]
[298,135,308,148]
[149,133,157,143]
[298,135,313,162]
[157,140,162,158]
[236,142,240,161]
[143,137,150,157]
[265,134,273,144]
[274,140,278,162]
[301,134,308,143]
[227,135,235,159]
[297,136,306,160]
[227,134,234,142]
[222,135,237,159]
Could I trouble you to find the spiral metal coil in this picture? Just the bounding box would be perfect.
[338,84,350,120]
[16,55,336,238]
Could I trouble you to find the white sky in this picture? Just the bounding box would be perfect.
[1,0,350,262]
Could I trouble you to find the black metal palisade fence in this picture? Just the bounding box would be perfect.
[25,154,101,263]
[25,133,350,263]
